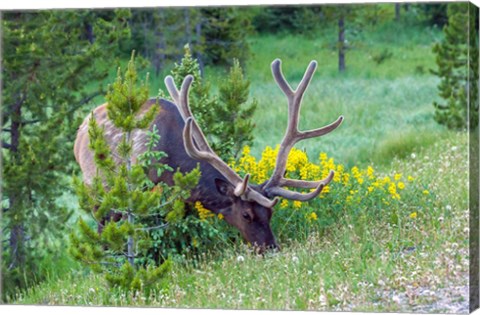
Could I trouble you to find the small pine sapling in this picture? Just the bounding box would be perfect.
[170,46,257,160]
[70,52,173,293]
[217,59,257,159]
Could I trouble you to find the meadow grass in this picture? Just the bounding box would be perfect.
[241,22,444,168]
[11,131,469,312]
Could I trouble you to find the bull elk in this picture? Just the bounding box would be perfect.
[74,59,343,252]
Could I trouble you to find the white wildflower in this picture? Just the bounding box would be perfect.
[237,255,245,262]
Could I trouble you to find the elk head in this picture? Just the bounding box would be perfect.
[164,59,343,252]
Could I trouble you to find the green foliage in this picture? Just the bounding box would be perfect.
[122,7,252,74]
[216,59,257,158]
[252,6,324,35]
[106,52,157,131]
[432,3,474,130]
[1,9,130,299]
[170,47,257,160]
[72,54,171,293]
[105,260,171,295]
[469,3,479,131]
[199,8,253,66]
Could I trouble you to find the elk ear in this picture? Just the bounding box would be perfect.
[215,178,235,197]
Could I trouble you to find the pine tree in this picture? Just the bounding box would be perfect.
[170,44,218,141]
[70,53,175,293]
[1,9,130,297]
[199,8,253,67]
[468,3,479,130]
[432,3,474,130]
[170,46,257,160]
[217,59,257,159]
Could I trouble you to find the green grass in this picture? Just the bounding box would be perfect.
[11,132,469,312]
[236,22,445,168]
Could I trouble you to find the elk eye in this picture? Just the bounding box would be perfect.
[242,212,251,222]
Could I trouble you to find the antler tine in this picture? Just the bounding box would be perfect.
[268,171,334,201]
[264,59,342,202]
[165,75,211,153]
[179,75,195,119]
[165,75,194,122]
[164,75,180,105]
[271,59,294,97]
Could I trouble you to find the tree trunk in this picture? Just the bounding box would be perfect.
[395,4,401,21]
[195,19,204,77]
[184,9,191,45]
[142,14,150,59]
[153,10,166,77]
[8,99,25,270]
[338,14,346,73]
[85,22,94,44]
[126,131,135,267]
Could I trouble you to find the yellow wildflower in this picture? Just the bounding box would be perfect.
[394,173,402,181]
[293,200,302,209]
[423,190,429,195]
[388,183,400,200]
[397,182,405,190]
[367,186,374,193]
[388,183,396,195]
[408,176,415,182]
[258,145,278,172]
[280,199,289,209]
[319,152,328,161]
[409,212,417,219]
[367,166,374,179]
[218,213,224,220]
[307,212,318,222]
[195,201,214,221]
[286,148,308,172]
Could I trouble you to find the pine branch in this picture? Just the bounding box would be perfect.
[2,141,11,150]
[136,223,169,231]
[20,92,103,126]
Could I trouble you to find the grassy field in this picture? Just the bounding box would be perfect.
[7,20,472,312]
[11,131,469,312]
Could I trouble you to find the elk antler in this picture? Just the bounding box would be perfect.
[165,75,278,208]
[263,59,343,201]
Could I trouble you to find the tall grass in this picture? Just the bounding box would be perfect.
[12,132,469,312]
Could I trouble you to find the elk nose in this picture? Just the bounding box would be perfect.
[268,242,281,251]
